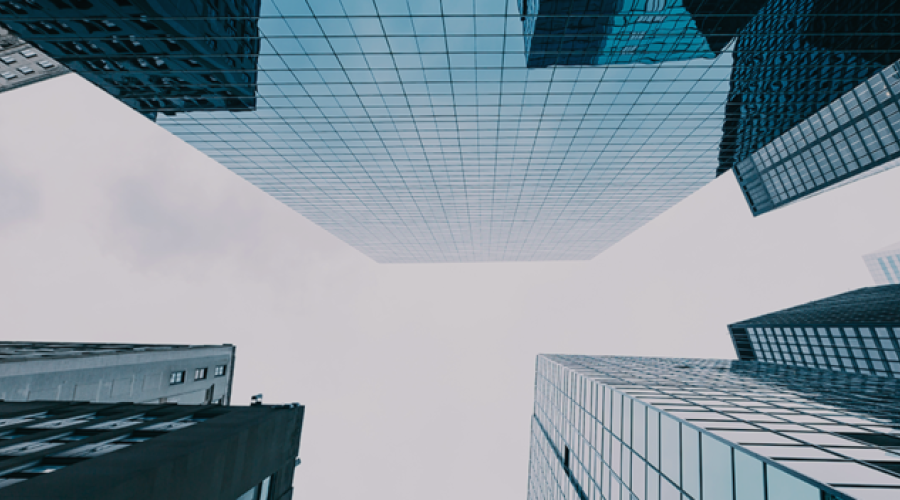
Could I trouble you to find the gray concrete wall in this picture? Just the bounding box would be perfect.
[0,346,234,405]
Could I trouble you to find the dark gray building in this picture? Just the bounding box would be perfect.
[0,26,67,93]
[529,355,900,500]
[0,0,261,120]
[0,342,235,405]
[0,400,303,499]
[728,285,900,378]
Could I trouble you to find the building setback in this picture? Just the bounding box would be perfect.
[727,285,900,378]
[0,400,303,500]
[0,342,235,405]
[864,242,900,285]
[528,355,900,500]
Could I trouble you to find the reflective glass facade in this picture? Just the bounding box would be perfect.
[728,285,900,378]
[732,61,900,214]
[518,0,726,68]
[3,0,900,261]
[529,355,900,500]
[0,0,262,120]
[0,0,730,262]
[864,242,900,285]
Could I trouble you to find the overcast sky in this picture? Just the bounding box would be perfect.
[2,75,900,499]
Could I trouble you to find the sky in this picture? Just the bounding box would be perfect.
[2,74,900,499]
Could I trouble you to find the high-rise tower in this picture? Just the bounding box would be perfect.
[0,401,303,499]
[528,355,900,500]
[727,285,900,378]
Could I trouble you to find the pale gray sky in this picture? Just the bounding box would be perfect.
[2,74,899,499]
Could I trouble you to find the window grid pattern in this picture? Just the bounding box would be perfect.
[863,244,900,286]
[5,1,900,260]
[1,0,734,262]
[529,355,900,500]
[728,285,900,378]
[745,326,900,378]
[519,0,717,69]
[735,62,900,214]
[0,404,218,490]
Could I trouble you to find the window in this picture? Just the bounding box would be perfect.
[194,367,207,380]
[214,364,227,377]
[169,371,185,385]
[37,60,55,69]
[0,56,15,64]
[17,66,34,75]
[20,49,36,58]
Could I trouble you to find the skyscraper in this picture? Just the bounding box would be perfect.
[864,242,900,285]
[529,355,900,500]
[0,0,262,120]
[3,0,900,261]
[517,0,769,68]
[0,400,303,499]
[0,0,728,262]
[725,2,900,215]
[0,342,235,405]
[727,285,900,378]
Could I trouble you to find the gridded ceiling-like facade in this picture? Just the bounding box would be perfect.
[3,0,899,261]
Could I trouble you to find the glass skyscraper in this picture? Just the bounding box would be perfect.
[0,0,262,120]
[529,355,900,500]
[3,0,900,260]
[727,285,900,378]
[864,243,900,285]
[517,0,728,68]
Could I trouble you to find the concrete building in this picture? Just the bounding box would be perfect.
[0,342,235,405]
[0,26,67,93]
[864,242,900,285]
[0,400,303,499]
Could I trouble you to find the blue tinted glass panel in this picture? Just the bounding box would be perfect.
[734,450,764,500]
[660,415,680,485]
[701,434,733,500]
[766,466,820,500]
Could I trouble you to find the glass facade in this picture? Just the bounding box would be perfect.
[732,61,900,214]
[864,243,900,285]
[728,285,900,378]
[517,0,731,68]
[3,0,900,260]
[529,355,900,500]
[0,0,262,120]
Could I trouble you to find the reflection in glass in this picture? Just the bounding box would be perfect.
[0,0,262,121]
[660,415,680,485]
[701,434,733,500]
[734,449,764,500]
[766,466,820,500]
[681,425,700,499]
